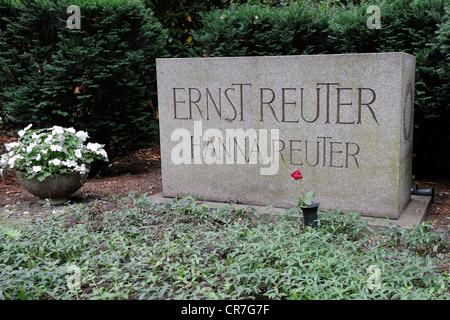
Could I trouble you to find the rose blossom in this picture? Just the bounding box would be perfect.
[291,170,303,180]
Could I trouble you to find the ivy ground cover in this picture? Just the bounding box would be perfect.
[0,194,448,300]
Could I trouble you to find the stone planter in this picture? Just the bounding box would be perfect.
[300,202,320,229]
[15,170,88,205]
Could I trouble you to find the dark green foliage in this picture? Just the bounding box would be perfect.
[193,3,333,57]
[0,195,448,299]
[0,0,168,161]
[143,0,227,57]
[410,2,449,177]
[193,0,450,177]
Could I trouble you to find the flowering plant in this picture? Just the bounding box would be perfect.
[291,170,316,207]
[0,124,108,181]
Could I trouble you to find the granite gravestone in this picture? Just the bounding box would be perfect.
[157,53,415,219]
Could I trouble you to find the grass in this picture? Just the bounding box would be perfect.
[0,193,448,300]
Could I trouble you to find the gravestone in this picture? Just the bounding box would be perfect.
[156,53,415,219]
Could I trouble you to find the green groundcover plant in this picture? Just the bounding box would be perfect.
[0,194,448,300]
[0,124,108,181]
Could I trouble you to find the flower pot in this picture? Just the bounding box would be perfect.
[15,170,88,205]
[300,202,320,229]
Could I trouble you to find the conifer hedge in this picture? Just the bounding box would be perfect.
[0,0,168,161]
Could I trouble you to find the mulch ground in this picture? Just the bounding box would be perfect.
[1,133,449,231]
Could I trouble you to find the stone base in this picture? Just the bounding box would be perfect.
[364,195,431,230]
[149,193,431,230]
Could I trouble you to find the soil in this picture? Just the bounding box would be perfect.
[1,133,449,232]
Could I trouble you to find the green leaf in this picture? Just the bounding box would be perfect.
[305,191,316,198]
[37,171,51,181]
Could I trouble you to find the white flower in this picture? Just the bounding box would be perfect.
[0,168,3,175]
[5,142,18,151]
[36,154,41,161]
[8,156,17,166]
[26,142,37,153]
[49,159,61,166]
[74,164,87,174]
[97,149,108,159]
[63,160,77,167]
[51,125,64,135]
[41,149,48,155]
[50,145,62,152]
[87,142,102,152]
[74,149,83,158]
[76,131,89,142]
[65,127,76,134]
[32,166,41,173]
[44,135,54,144]
[18,124,32,137]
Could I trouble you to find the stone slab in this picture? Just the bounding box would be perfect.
[157,53,416,219]
[148,193,430,230]
[365,194,431,229]
[0,200,67,229]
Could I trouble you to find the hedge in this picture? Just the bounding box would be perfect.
[0,0,168,162]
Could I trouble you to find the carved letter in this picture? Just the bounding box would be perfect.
[205,88,221,120]
[345,142,360,168]
[317,136,332,167]
[330,141,344,168]
[224,87,237,121]
[305,140,320,167]
[232,83,251,121]
[260,88,278,122]
[289,140,303,165]
[188,88,205,120]
[317,83,340,124]
[300,88,319,123]
[281,88,299,123]
[173,88,188,119]
[358,88,379,124]
[336,88,355,124]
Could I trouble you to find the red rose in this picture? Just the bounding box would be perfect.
[291,170,303,180]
